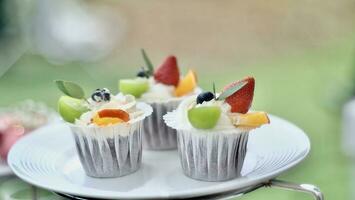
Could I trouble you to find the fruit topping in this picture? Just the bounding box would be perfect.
[91,88,111,102]
[97,109,130,121]
[92,115,124,126]
[119,78,149,98]
[136,67,150,78]
[174,69,197,97]
[221,77,254,113]
[154,56,180,86]
[230,112,270,129]
[196,91,215,104]
[91,90,101,101]
[58,96,89,123]
[92,109,130,126]
[136,49,154,78]
[188,106,221,129]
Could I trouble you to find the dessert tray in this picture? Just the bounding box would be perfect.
[8,115,323,199]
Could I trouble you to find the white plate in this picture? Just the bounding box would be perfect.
[8,115,310,199]
[0,107,59,177]
[0,160,12,176]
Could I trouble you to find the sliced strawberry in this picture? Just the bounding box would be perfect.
[223,77,255,113]
[154,56,180,86]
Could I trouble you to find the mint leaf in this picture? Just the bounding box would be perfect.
[217,81,247,100]
[55,80,85,99]
[141,49,154,75]
[212,82,217,100]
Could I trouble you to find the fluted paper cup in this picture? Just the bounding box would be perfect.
[164,109,249,181]
[142,100,181,150]
[177,130,248,181]
[69,102,152,178]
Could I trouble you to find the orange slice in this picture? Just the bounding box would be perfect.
[232,112,270,129]
[174,69,197,97]
[92,109,130,126]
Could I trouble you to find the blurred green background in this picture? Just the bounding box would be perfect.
[1,0,355,199]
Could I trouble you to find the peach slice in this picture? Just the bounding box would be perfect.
[174,69,197,97]
[97,109,130,121]
[231,112,270,129]
[92,115,124,126]
[92,109,130,126]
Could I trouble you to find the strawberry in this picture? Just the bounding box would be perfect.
[154,56,180,86]
[223,77,255,113]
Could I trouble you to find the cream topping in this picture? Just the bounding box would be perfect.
[174,95,244,133]
[75,93,144,126]
[139,77,200,103]
[140,77,175,102]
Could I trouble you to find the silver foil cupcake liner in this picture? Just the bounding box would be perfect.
[142,100,181,150]
[177,130,249,181]
[69,102,152,178]
[70,123,143,178]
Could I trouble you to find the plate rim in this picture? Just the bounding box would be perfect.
[0,118,60,178]
[8,114,310,199]
[0,162,12,177]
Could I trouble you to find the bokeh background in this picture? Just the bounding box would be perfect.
[1,0,355,199]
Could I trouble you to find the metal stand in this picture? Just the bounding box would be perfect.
[54,179,324,200]
[267,180,324,200]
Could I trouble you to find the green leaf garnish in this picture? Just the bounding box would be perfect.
[55,80,85,99]
[212,82,216,100]
[141,49,154,75]
[217,81,247,100]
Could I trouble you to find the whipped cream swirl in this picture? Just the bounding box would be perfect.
[173,95,240,133]
[75,93,144,126]
[140,77,201,103]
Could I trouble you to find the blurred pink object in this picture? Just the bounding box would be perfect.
[0,100,56,161]
[0,116,25,160]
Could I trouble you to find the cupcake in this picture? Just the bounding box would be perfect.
[164,77,270,181]
[55,81,152,178]
[119,50,200,150]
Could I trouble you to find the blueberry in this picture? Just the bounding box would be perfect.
[196,92,215,104]
[91,91,103,102]
[102,88,110,94]
[137,68,149,78]
[103,92,111,101]
[91,88,111,102]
